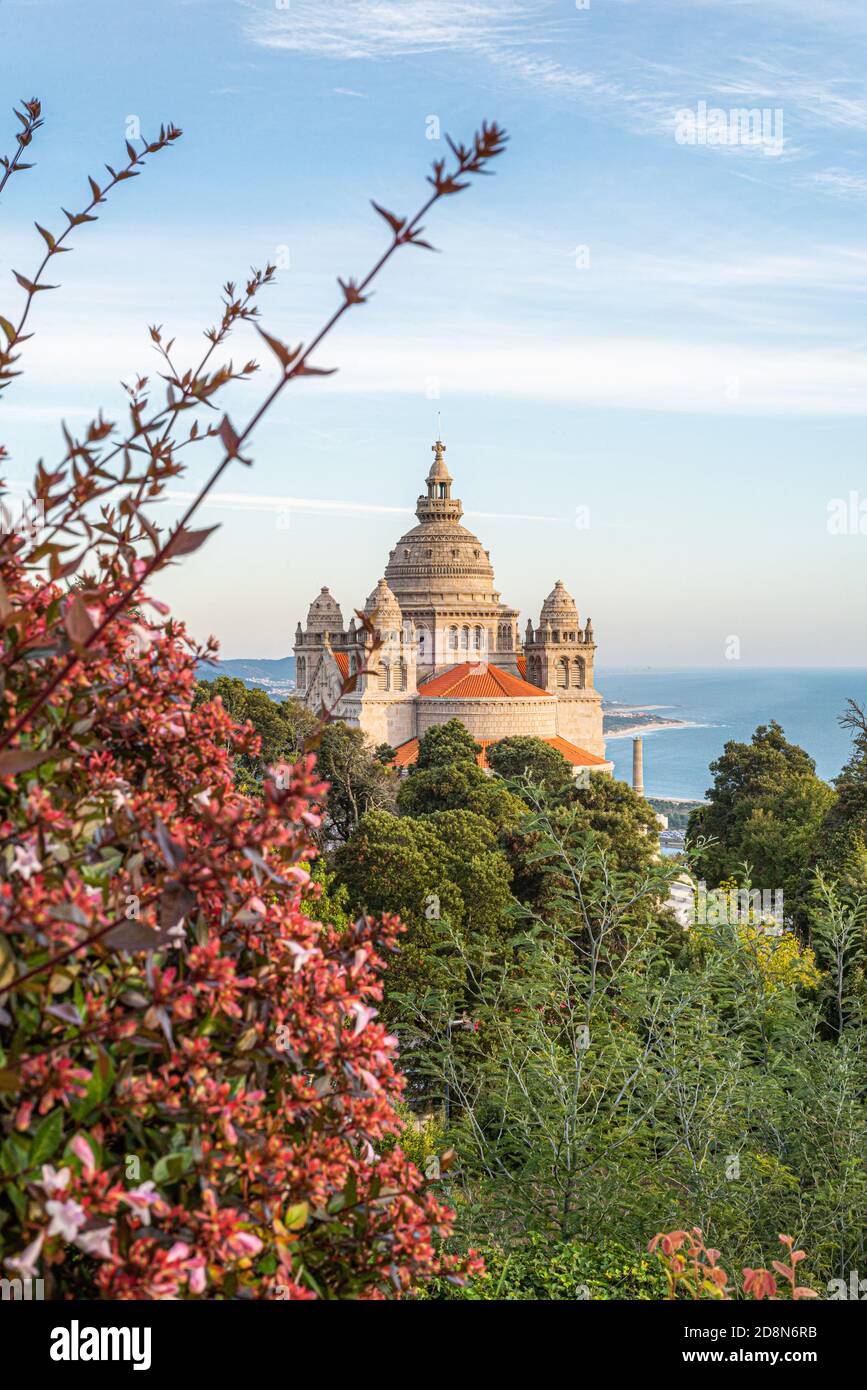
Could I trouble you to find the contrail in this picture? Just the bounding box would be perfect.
[163,490,568,524]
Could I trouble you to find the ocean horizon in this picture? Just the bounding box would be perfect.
[598,667,867,801]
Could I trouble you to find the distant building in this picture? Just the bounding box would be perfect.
[294,439,613,776]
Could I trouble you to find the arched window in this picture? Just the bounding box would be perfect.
[449,625,459,652]
[297,657,306,689]
[348,653,357,676]
[557,658,569,689]
[378,663,389,692]
[573,657,585,689]
[399,661,408,691]
[474,625,483,651]
[461,626,470,651]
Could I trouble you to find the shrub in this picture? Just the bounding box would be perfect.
[418,1232,666,1301]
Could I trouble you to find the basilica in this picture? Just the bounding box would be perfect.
[294,440,613,776]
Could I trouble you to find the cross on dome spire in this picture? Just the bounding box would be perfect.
[426,436,453,497]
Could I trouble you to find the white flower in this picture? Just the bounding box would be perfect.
[11,842,41,881]
[74,1225,114,1260]
[40,1164,71,1195]
[45,1198,86,1242]
[348,1001,378,1038]
[287,941,317,974]
[4,1232,44,1280]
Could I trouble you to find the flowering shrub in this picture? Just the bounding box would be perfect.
[0,573,486,1297]
[0,100,505,1297]
[649,1229,818,1301]
[693,878,820,995]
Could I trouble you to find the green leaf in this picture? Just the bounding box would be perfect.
[29,1108,64,1167]
[284,1201,309,1231]
[152,1148,193,1184]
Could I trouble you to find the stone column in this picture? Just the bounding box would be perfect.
[632,736,645,798]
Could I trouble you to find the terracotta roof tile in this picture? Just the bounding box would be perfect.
[516,655,526,678]
[390,734,609,771]
[391,737,421,768]
[418,662,548,700]
[333,652,349,678]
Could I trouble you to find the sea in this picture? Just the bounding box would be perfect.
[599,668,867,802]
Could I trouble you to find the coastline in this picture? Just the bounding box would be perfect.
[604,720,707,740]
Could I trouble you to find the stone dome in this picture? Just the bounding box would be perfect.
[384,440,500,612]
[364,577,403,638]
[540,580,579,629]
[306,586,343,633]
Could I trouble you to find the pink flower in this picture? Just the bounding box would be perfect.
[70,1133,96,1175]
[229,1231,263,1258]
[120,1181,159,1226]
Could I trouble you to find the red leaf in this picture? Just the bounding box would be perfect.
[219,414,240,456]
[64,594,95,644]
[163,524,219,559]
[255,326,300,370]
[370,201,406,234]
[34,222,55,252]
[0,747,50,776]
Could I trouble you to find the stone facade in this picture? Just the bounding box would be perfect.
[294,439,608,764]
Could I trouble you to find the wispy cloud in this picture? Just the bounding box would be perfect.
[811,169,867,198]
[243,0,526,61]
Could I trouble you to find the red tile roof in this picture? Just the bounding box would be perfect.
[543,737,610,768]
[333,652,349,678]
[516,655,526,678]
[391,734,609,771]
[418,662,548,700]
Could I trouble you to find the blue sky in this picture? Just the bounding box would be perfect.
[3,0,867,664]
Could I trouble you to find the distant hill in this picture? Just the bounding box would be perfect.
[195,655,296,699]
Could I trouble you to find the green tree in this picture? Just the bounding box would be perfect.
[401,818,866,1287]
[334,806,514,1011]
[505,774,662,916]
[813,702,867,895]
[486,735,575,801]
[687,722,834,924]
[195,677,319,786]
[313,720,398,843]
[397,757,526,830]
[416,718,480,768]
